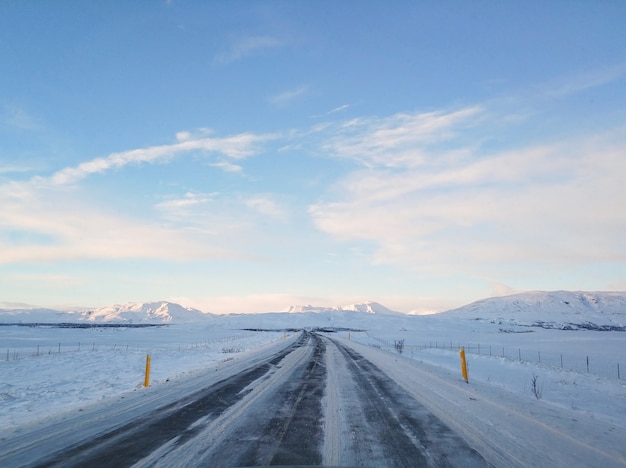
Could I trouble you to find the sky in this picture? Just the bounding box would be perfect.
[1,1,625,314]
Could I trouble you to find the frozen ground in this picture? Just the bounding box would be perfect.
[0,311,625,466]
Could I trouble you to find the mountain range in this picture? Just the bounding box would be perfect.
[0,301,210,324]
[0,291,624,327]
[282,301,398,315]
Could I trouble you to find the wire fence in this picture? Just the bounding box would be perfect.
[367,335,624,382]
[2,332,260,362]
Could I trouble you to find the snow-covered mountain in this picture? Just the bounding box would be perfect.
[2,292,625,327]
[443,291,626,330]
[283,301,399,315]
[82,301,211,323]
[0,301,212,324]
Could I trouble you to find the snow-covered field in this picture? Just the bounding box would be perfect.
[1,291,625,465]
[0,322,288,430]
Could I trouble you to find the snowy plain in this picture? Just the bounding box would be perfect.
[1,291,625,466]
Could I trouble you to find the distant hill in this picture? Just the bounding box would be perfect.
[0,301,212,324]
[443,291,626,331]
[283,301,399,315]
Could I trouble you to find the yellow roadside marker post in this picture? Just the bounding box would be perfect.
[459,347,469,383]
[144,354,151,387]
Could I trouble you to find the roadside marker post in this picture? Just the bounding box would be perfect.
[459,347,469,383]
[144,354,151,387]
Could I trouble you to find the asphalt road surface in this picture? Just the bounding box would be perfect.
[5,332,488,467]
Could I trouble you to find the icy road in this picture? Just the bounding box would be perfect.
[1,331,624,467]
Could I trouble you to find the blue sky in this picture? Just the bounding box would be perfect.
[1,1,625,313]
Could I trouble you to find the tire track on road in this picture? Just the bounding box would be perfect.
[327,336,487,467]
[35,332,310,468]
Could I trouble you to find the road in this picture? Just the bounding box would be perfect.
[2,332,487,467]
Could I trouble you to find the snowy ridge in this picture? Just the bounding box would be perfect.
[282,301,398,315]
[2,292,625,326]
[0,308,76,324]
[0,301,212,324]
[82,302,211,323]
[443,291,626,330]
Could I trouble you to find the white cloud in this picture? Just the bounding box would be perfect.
[214,35,283,64]
[175,131,192,142]
[0,182,249,265]
[310,124,626,279]
[323,107,483,168]
[0,164,35,175]
[245,196,287,220]
[210,161,243,173]
[329,104,350,114]
[42,132,271,186]
[0,130,276,264]
[155,192,214,210]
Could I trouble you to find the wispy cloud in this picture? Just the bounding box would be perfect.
[0,195,229,264]
[214,35,283,64]
[38,132,272,186]
[0,182,261,265]
[0,130,275,264]
[310,104,352,119]
[245,195,287,220]
[269,84,310,107]
[310,113,626,279]
[323,107,483,168]
[210,161,243,173]
[541,62,626,98]
[2,104,40,131]
[155,192,215,211]
[0,164,36,175]
[329,104,350,114]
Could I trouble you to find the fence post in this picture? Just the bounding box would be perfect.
[618,363,621,380]
[586,356,589,373]
[144,354,151,387]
